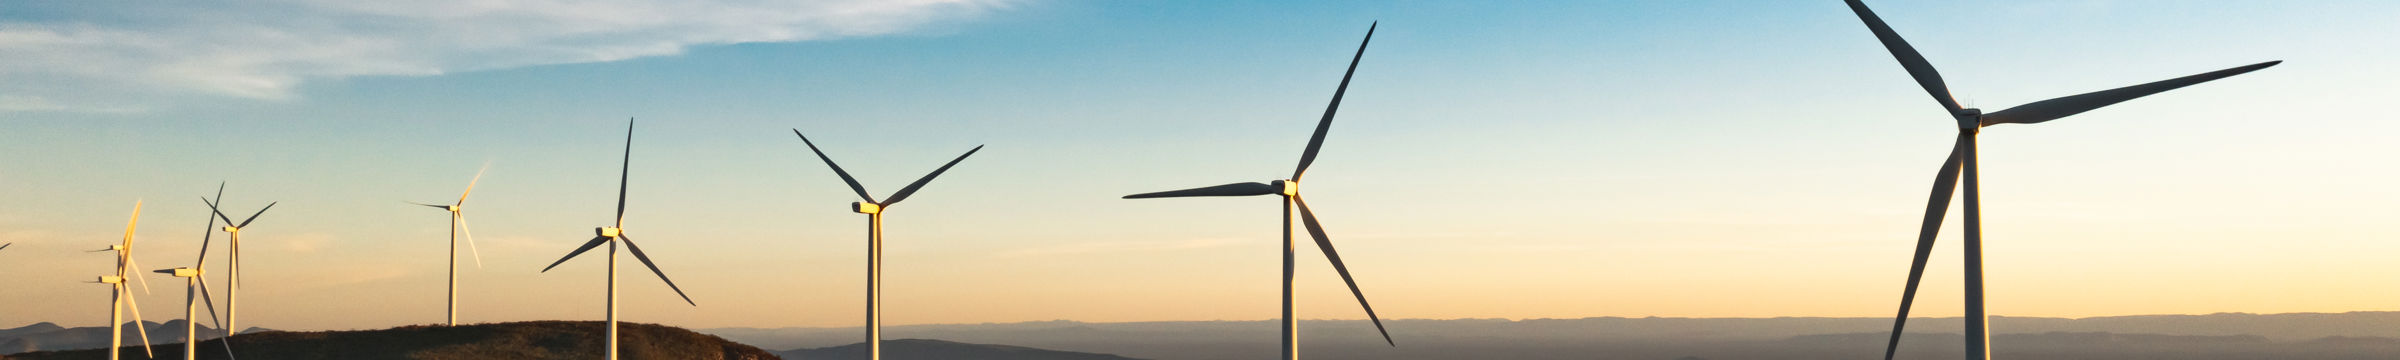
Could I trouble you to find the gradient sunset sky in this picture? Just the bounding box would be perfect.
[3,0,2394,331]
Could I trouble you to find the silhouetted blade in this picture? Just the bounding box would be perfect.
[1979,61,2282,126]
[197,278,237,360]
[409,201,452,209]
[617,118,635,227]
[237,202,276,228]
[792,129,878,203]
[1122,182,1278,199]
[1844,0,1963,115]
[202,197,236,227]
[0,243,9,251]
[1293,195,1394,346]
[621,236,696,306]
[541,237,611,273]
[1294,22,1375,181]
[200,183,224,265]
[458,163,488,206]
[881,145,984,206]
[1885,134,1967,360]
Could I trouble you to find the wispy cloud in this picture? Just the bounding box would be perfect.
[0,0,1011,111]
[992,237,1256,259]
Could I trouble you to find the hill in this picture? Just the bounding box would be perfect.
[1,321,775,360]
[1,320,227,355]
[776,339,1143,360]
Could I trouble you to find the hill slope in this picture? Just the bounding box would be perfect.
[777,339,1142,360]
[1,321,775,360]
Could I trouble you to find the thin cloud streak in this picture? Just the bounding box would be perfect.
[0,0,1013,110]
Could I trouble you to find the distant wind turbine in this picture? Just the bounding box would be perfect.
[411,164,489,326]
[90,200,155,360]
[1840,1,2281,359]
[1121,22,1393,360]
[539,118,696,360]
[791,129,982,360]
[200,196,275,334]
[157,197,237,360]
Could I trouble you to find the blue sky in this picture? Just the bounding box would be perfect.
[3,0,2396,330]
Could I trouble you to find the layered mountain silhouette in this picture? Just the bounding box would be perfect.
[0,321,774,360]
[0,320,239,355]
[776,339,1142,360]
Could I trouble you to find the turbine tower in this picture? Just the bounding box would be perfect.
[790,129,982,360]
[539,118,697,360]
[412,165,488,326]
[1121,22,1393,360]
[200,197,275,334]
[1840,1,2281,359]
[91,200,155,360]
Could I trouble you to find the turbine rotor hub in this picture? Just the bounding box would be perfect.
[853,202,882,214]
[596,227,622,238]
[1954,108,1983,132]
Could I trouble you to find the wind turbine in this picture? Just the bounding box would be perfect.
[790,129,982,360]
[158,198,237,360]
[200,197,275,334]
[412,165,489,326]
[1121,23,1392,360]
[1839,1,2281,359]
[539,118,696,360]
[91,200,155,360]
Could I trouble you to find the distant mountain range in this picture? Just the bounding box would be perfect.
[0,320,254,355]
[0,321,774,360]
[704,311,2400,360]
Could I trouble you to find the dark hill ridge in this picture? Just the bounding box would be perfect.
[1,320,229,355]
[777,339,1144,360]
[0,321,775,360]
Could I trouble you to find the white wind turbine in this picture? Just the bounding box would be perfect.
[538,118,696,360]
[1121,23,1393,360]
[791,129,983,360]
[1840,1,2281,359]
[411,165,488,326]
[89,200,155,360]
[200,196,275,334]
[156,196,238,360]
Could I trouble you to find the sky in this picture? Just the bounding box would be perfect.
[2,0,2396,331]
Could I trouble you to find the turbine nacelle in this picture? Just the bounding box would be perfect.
[1953,108,1983,131]
[852,202,882,214]
[595,227,623,238]
[445,205,461,212]
[98,275,126,284]
[222,226,240,233]
[156,267,200,278]
[1273,180,1299,196]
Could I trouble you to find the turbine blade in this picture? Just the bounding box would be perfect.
[0,243,9,251]
[201,197,235,229]
[196,279,236,360]
[122,200,141,251]
[880,145,984,207]
[1978,61,2282,126]
[617,117,635,227]
[458,213,483,269]
[791,129,878,203]
[237,202,276,228]
[1884,134,1967,360]
[1122,182,1277,199]
[1294,22,1375,182]
[458,162,488,206]
[541,237,610,273]
[198,184,224,268]
[1844,0,1963,114]
[121,282,155,358]
[619,236,696,306]
[408,202,450,209]
[130,258,153,295]
[1292,195,1393,346]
